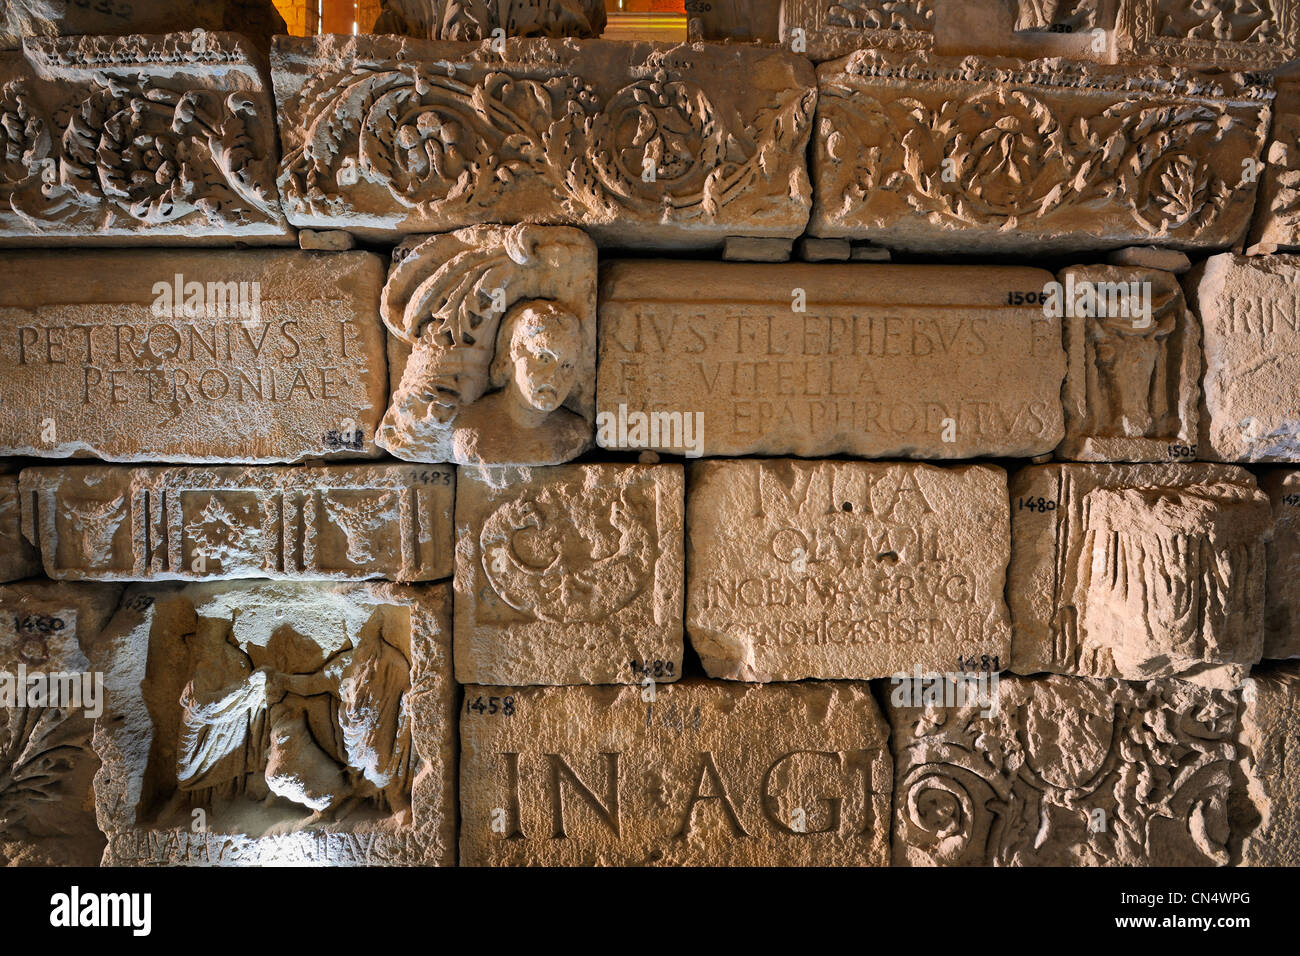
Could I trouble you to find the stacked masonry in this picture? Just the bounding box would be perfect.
[0,0,1299,866]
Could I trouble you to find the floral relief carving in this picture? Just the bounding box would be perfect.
[274,38,816,237]
[814,52,1270,250]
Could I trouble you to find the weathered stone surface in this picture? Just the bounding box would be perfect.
[811,51,1271,253]
[454,463,683,686]
[0,580,122,866]
[0,249,388,462]
[597,261,1065,458]
[298,228,355,251]
[687,460,1011,681]
[933,0,1115,61]
[1010,463,1270,686]
[722,237,793,262]
[781,0,934,61]
[889,673,1243,866]
[460,678,892,866]
[1261,470,1300,660]
[373,0,606,39]
[0,1,286,52]
[0,474,38,583]
[693,0,781,42]
[1105,245,1192,273]
[1248,75,1300,255]
[0,32,292,244]
[1116,0,1298,70]
[377,225,597,466]
[1237,662,1300,865]
[93,580,455,866]
[1189,254,1300,462]
[19,463,454,582]
[1056,265,1201,462]
[273,35,815,247]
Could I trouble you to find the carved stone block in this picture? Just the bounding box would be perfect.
[454,463,684,686]
[1248,75,1300,255]
[1189,254,1300,462]
[0,249,388,462]
[1008,0,1109,31]
[372,0,606,39]
[1116,0,1298,70]
[1260,470,1300,660]
[597,261,1065,458]
[93,580,455,866]
[460,679,892,865]
[687,460,1011,681]
[1009,463,1270,687]
[1,1,287,53]
[0,474,38,583]
[0,580,122,866]
[1056,265,1201,462]
[811,51,1271,253]
[693,0,781,41]
[0,32,292,244]
[18,464,454,583]
[272,35,815,247]
[377,225,596,466]
[780,0,935,61]
[1237,662,1300,865]
[889,673,1242,866]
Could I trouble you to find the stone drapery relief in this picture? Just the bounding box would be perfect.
[373,0,606,40]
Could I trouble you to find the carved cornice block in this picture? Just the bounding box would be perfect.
[0,31,292,244]
[1056,265,1201,462]
[372,0,607,40]
[0,474,39,583]
[1009,462,1270,687]
[94,581,455,866]
[460,679,892,865]
[1247,74,1300,254]
[272,35,815,247]
[0,581,122,866]
[811,51,1272,253]
[889,673,1244,865]
[1117,0,1298,70]
[780,0,935,61]
[1238,662,1300,865]
[1,1,286,53]
[19,464,454,583]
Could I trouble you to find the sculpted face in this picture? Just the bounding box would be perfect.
[509,307,580,414]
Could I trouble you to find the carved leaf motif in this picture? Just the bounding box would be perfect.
[0,707,89,828]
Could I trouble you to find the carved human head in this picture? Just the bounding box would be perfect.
[489,300,581,414]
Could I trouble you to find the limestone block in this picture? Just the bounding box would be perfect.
[19,463,454,583]
[596,261,1065,458]
[780,0,935,61]
[1248,75,1300,255]
[686,460,1011,681]
[0,580,122,866]
[1237,662,1300,865]
[0,32,292,244]
[932,0,1117,61]
[692,0,781,42]
[0,2,286,52]
[376,225,597,466]
[1116,0,1298,70]
[1056,265,1201,462]
[1189,254,1300,462]
[1260,470,1300,660]
[1010,463,1270,687]
[372,0,606,39]
[460,678,892,866]
[0,474,39,583]
[93,580,455,866]
[454,463,684,686]
[811,51,1271,254]
[0,249,388,463]
[272,35,815,247]
[889,673,1242,866]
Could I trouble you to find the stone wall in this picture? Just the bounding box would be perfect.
[0,0,1297,868]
